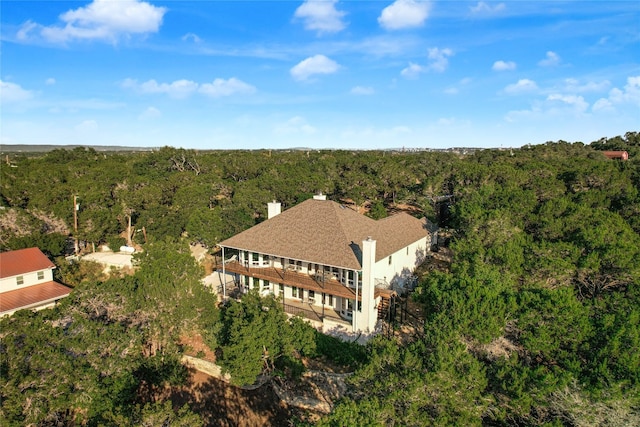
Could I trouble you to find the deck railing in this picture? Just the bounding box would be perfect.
[282,303,322,322]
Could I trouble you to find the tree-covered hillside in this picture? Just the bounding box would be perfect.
[1,132,638,425]
[319,134,640,426]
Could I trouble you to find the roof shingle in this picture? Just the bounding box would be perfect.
[218,198,430,270]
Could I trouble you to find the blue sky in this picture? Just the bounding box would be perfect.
[1,1,638,149]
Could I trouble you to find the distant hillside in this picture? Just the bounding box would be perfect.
[1,144,158,153]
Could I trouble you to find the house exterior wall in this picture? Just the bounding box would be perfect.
[0,268,54,294]
[372,236,429,290]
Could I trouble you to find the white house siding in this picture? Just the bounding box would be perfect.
[373,237,428,290]
[0,268,54,293]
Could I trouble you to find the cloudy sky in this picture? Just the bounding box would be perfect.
[1,0,638,149]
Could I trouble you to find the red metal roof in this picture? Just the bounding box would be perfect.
[602,151,629,160]
[0,281,71,314]
[0,247,56,279]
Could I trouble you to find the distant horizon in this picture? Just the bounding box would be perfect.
[0,132,619,155]
[2,1,638,150]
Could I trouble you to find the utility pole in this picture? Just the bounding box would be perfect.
[127,214,133,247]
[73,195,79,254]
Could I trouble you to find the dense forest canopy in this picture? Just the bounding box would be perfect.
[1,132,639,425]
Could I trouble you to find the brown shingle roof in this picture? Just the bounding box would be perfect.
[0,247,56,279]
[219,199,430,270]
[0,281,71,314]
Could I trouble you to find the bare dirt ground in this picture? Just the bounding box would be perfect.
[174,333,330,426]
[162,370,295,427]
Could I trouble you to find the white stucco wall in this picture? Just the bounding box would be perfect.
[0,268,54,293]
[373,237,428,290]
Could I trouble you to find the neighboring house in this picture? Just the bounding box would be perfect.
[217,194,434,334]
[0,247,71,316]
[602,151,629,160]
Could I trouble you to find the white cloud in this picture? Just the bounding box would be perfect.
[378,0,431,30]
[45,77,56,85]
[592,76,640,112]
[401,62,425,79]
[139,79,198,98]
[400,48,452,79]
[181,32,202,43]
[199,78,256,97]
[504,79,538,94]
[16,21,38,41]
[290,55,340,81]
[350,86,375,95]
[608,76,640,104]
[274,116,317,135]
[492,60,516,71]
[427,47,453,72]
[591,98,613,112]
[538,51,561,67]
[139,106,161,120]
[0,80,36,103]
[470,2,505,15]
[546,94,589,114]
[293,0,346,34]
[504,77,638,125]
[75,119,98,132]
[560,78,610,94]
[505,93,589,122]
[437,117,455,126]
[122,77,255,98]
[17,0,166,44]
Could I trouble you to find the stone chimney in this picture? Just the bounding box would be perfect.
[313,192,327,200]
[267,200,281,219]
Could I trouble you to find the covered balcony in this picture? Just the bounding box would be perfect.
[220,260,359,301]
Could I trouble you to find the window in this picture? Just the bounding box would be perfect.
[263,280,271,292]
[16,276,24,285]
[324,294,333,306]
[253,277,260,289]
[37,271,45,280]
[252,252,259,265]
[388,255,392,265]
[279,284,284,295]
[292,286,299,298]
[244,275,250,292]
[308,290,315,303]
[407,247,409,255]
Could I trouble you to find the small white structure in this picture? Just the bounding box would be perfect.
[0,247,71,316]
[82,250,133,273]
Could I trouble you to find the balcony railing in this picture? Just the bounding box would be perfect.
[219,261,358,300]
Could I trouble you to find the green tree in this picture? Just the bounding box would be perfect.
[217,291,316,386]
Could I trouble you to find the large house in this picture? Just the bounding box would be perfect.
[0,247,71,316]
[217,194,434,334]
